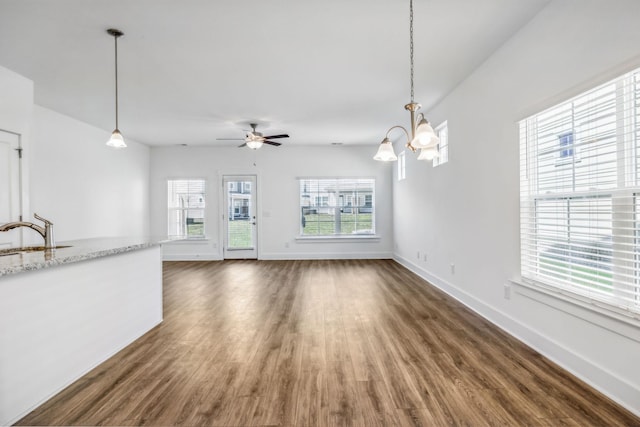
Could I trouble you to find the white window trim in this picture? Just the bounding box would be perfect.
[298,177,376,239]
[398,151,406,180]
[511,278,640,340]
[167,178,207,240]
[519,67,640,321]
[295,235,381,242]
[433,121,449,167]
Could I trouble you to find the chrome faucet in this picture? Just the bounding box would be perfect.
[0,213,55,249]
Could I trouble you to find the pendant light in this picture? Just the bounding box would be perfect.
[106,28,127,148]
[373,0,439,162]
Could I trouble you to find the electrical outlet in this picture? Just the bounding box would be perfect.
[285,242,290,248]
[504,283,511,300]
[423,253,427,262]
[450,263,455,274]
[417,251,420,259]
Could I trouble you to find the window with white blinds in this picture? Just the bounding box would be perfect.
[519,67,640,315]
[167,179,206,238]
[299,178,375,236]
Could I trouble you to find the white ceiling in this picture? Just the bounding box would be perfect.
[0,0,550,147]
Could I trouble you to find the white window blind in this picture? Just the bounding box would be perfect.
[299,178,375,236]
[519,67,640,315]
[168,179,206,238]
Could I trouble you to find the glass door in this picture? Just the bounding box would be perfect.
[223,175,257,259]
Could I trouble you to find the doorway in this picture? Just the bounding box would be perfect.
[223,175,257,259]
[0,130,22,248]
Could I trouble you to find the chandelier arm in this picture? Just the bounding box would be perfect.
[384,125,417,152]
[385,125,410,142]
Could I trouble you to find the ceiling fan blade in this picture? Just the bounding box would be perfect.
[263,140,282,146]
[238,142,247,148]
[262,134,289,139]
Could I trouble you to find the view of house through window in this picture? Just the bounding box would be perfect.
[299,178,375,236]
[519,67,640,314]
[167,179,205,238]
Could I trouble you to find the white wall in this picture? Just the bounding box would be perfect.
[29,106,150,241]
[393,0,640,415]
[0,65,33,219]
[151,145,393,260]
[0,65,150,243]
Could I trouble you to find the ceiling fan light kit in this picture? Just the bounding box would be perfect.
[105,28,127,149]
[246,139,263,150]
[374,0,439,162]
[226,123,289,149]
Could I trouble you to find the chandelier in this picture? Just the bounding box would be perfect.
[374,0,439,162]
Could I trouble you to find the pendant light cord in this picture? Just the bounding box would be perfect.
[114,33,119,130]
[409,0,414,103]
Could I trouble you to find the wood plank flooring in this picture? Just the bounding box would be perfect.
[17,259,640,426]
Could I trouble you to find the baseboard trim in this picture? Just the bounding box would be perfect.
[393,254,640,418]
[260,251,393,260]
[162,253,222,261]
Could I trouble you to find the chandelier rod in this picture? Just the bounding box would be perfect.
[409,0,414,103]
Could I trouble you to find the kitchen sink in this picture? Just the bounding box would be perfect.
[0,245,72,256]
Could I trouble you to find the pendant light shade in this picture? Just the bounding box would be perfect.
[373,137,398,161]
[106,129,126,148]
[106,28,126,148]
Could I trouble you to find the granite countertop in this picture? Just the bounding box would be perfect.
[0,236,175,277]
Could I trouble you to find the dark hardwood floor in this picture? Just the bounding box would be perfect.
[17,259,640,426]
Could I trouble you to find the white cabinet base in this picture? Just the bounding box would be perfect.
[0,246,162,425]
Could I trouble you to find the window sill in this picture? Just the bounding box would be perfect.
[511,278,640,342]
[166,237,210,244]
[296,234,381,243]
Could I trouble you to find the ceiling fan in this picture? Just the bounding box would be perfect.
[217,123,289,149]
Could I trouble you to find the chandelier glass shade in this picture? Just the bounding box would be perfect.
[373,137,398,161]
[417,145,439,161]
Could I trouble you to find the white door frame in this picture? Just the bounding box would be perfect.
[0,129,24,248]
[221,174,258,259]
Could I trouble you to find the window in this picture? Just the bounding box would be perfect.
[519,67,640,315]
[398,151,406,180]
[168,179,205,238]
[300,178,375,236]
[433,121,449,167]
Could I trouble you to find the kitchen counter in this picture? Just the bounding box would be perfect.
[0,237,167,425]
[0,236,176,277]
